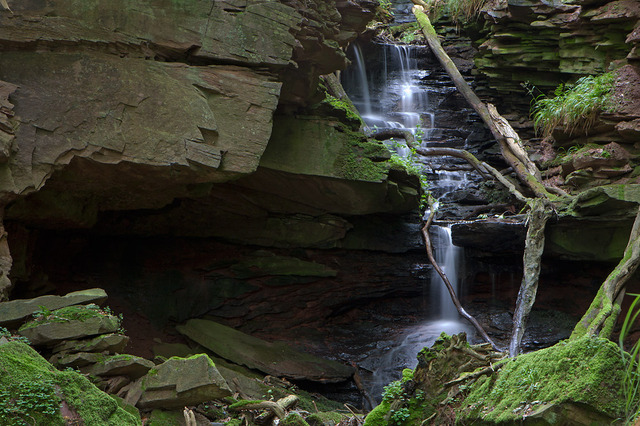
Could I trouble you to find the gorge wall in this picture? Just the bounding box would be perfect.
[0,0,424,303]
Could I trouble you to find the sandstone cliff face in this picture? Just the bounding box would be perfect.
[0,0,419,254]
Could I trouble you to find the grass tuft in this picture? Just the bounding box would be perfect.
[531,72,615,138]
[619,293,640,424]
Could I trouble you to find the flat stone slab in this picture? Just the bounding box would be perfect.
[83,354,155,379]
[19,312,119,346]
[51,333,129,355]
[0,288,107,328]
[176,319,354,383]
[51,351,104,369]
[136,354,231,409]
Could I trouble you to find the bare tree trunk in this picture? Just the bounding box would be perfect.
[422,207,500,351]
[571,205,640,339]
[509,199,552,356]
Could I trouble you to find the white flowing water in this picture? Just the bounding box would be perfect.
[343,43,432,141]
[343,41,475,403]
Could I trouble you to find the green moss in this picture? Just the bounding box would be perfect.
[228,399,266,410]
[323,93,363,126]
[20,304,115,331]
[281,412,310,426]
[306,411,348,426]
[0,341,140,426]
[458,336,625,422]
[147,409,182,426]
[363,401,390,426]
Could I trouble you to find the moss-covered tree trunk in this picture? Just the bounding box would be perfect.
[572,205,640,339]
[509,199,552,356]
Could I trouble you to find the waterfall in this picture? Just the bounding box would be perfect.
[342,43,432,136]
[352,43,373,117]
[342,40,476,403]
[430,225,463,319]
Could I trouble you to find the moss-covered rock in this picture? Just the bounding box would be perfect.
[135,354,231,410]
[306,411,349,426]
[282,412,310,426]
[0,288,107,328]
[18,304,120,346]
[0,340,140,425]
[457,336,625,424]
[176,319,354,383]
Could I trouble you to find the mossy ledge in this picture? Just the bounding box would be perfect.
[457,336,625,423]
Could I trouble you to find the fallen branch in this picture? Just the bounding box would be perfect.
[416,147,529,203]
[351,362,376,410]
[411,3,554,201]
[444,358,509,387]
[422,205,501,351]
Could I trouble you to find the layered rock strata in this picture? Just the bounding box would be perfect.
[0,0,420,298]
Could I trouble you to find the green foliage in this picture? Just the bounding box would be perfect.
[433,0,489,24]
[389,407,410,425]
[22,304,121,332]
[618,293,640,424]
[378,0,392,11]
[531,72,615,138]
[388,147,429,210]
[0,326,30,344]
[400,30,419,44]
[382,380,405,403]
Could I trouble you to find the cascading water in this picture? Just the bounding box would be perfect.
[343,41,475,401]
[342,43,431,138]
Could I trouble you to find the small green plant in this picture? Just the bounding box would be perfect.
[378,0,392,10]
[531,72,615,138]
[619,293,640,424]
[32,305,52,319]
[0,376,61,425]
[0,327,30,345]
[382,380,404,403]
[390,407,410,425]
[400,30,419,44]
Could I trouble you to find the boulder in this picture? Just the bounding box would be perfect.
[83,354,155,380]
[50,351,103,369]
[176,319,354,383]
[134,354,232,410]
[51,333,129,355]
[0,288,107,328]
[18,305,120,346]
